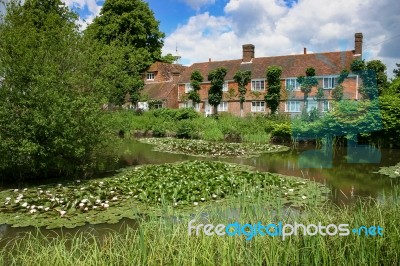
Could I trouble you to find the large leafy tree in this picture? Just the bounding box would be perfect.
[297,67,318,112]
[188,70,203,108]
[351,59,388,98]
[233,70,251,117]
[0,0,105,180]
[394,63,400,78]
[265,66,282,114]
[85,0,165,106]
[208,68,227,115]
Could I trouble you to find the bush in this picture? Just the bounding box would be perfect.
[176,121,199,139]
[271,123,292,138]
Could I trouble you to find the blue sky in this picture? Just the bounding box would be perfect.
[62,0,399,76]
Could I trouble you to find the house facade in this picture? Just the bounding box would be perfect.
[139,62,186,110]
[177,33,363,116]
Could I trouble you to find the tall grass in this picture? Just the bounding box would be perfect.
[1,188,399,266]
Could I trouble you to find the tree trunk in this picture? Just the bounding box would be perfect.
[240,101,244,117]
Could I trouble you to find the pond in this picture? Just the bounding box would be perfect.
[0,139,399,242]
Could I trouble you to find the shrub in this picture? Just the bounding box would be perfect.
[176,121,199,139]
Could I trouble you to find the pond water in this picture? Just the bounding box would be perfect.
[1,139,399,242]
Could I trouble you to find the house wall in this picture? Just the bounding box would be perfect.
[178,75,359,116]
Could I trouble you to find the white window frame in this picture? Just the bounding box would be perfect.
[307,100,318,112]
[285,78,300,91]
[285,101,301,113]
[185,83,193,93]
[251,79,265,91]
[322,100,330,112]
[251,101,265,112]
[147,72,154,81]
[153,103,163,109]
[222,81,228,92]
[323,77,336,89]
[217,101,228,112]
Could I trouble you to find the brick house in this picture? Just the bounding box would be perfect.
[139,62,186,110]
[177,33,364,116]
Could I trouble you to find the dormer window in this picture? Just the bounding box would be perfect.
[147,72,155,81]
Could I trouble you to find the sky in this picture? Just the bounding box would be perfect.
[1,0,399,77]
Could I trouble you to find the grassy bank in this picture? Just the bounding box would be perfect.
[0,188,399,265]
[103,108,291,143]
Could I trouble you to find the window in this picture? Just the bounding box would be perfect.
[323,77,336,89]
[154,103,163,109]
[217,102,228,112]
[147,72,154,80]
[285,101,301,112]
[185,83,193,93]
[286,79,300,91]
[323,100,329,112]
[251,80,265,91]
[222,82,228,92]
[307,100,318,112]
[251,101,265,112]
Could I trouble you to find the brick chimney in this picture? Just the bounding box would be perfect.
[242,44,255,62]
[354,32,363,56]
[304,47,307,54]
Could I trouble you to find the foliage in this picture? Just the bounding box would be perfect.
[0,0,105,180]
[332,85,344,101]
[160,53,177,64]
[176,121,199,139]
[208,67,227,114]
[233,70,251,117]
[394,63,400,78]
[138,138,289,157]
[265,66,282,114]
[188,70,203,106]
[378,94,400,145]
[85,0,165,105]
[377,162,400,178]
[387,77,400,95]
[297,67,318,110]
[351,59,388,98]
[148,99,163,110]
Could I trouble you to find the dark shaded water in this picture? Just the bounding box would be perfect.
[1,139,399,241]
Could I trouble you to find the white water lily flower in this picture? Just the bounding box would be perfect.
[112,197,118,201]
[14,189,18,192]
[128,192,133,195]
[212,194,217,199]
[105,201,109,204]
[84,207,88,211]
[37,206,43,209]
[50,198,55,202]
[133,195,138,198]
[29,209,37,214]
[39,190,43,194]
[81,199,88,203]
[17,194,23,200]
[30,205,36,209]
[288,189,294,192]
[193,202,199,206]
[80,187,85,190]
[200,198,205,201]
[93,206,98,209]
[95,199,101,204]
[99,182,104,185]
[110,190,115,194]
[76,180,81,183]
[22,202,28,207]
[60,210,66,217]
[174,202,178,206]
[15,199,20,204]
[44,207,50,211]
[5,197,11,201]
[79,203,84,207]
[103,203,109,208]
[58,184,62,187]
[284,193,288,196]
[301,196,307,200]
[23,188,27,191]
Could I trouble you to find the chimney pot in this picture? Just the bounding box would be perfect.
[209,58,211,62]
[354,32,363,56]
[242,44,255,62]
[304,47,307,54]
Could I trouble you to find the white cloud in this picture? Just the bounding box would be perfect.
[164,0,400,77]
[62,0,102,30]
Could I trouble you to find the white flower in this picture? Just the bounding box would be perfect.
[200,198,205,201]
[23,188,27,191]
[103,203,109,208]
[14,189,19,192]
[30,205,36,209]
[15,199,20,204]
[193,202,199,206]
[37,206,43,209]
[174,202,178,206]
[133,195,138,198]
[112,197,118,201]
[81,199,88,203]
[22,202,28,207]
[39,190,43,194]
[58,184,62,187]
[212,194,217,199]
[128,192,133,195]
[95,199,101,204]
[99,182,104,185]
[288,189,294,192]
[44,207,50,211]
[50,198,55,202]
[80,187,85,190]
[17,194,23,200]
[93,206,98,209]
[301,196,307,200]
[84,207,88,211]
[76,180,81,183]
[60,210,66,217]
[110,191,115,194]
[5,197,11,201]
[284,193,288,196]
[29,209,37,214]
[105,201,109,204]
[79,203,84,207]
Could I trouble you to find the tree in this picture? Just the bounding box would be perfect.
[393,63,400,78]
[351,59,388,98]
[332,70,349,101]
[188,70,203,108]
[85,0,165,106]
[265,66,282,114]
[233,70,251,117]
[0,0,105,180]
[208,67,227,115]
[297,67,318,112]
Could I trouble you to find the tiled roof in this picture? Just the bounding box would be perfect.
[147,62,186,82]
[142,82,176,100]
[179,51,356,83]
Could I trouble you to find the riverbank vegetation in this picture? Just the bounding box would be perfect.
[0,160,328,229]
[0,187,399,265]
